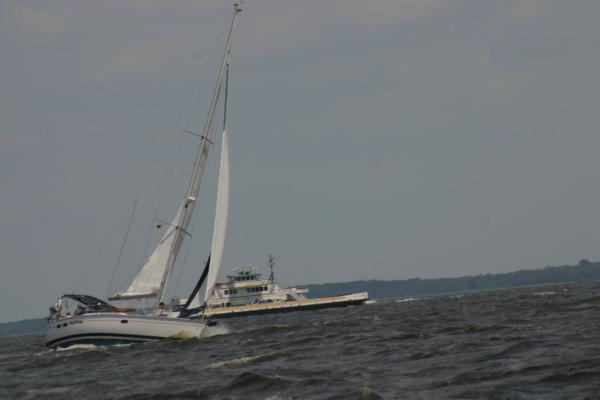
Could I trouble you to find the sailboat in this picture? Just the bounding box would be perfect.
[45,4,241,349]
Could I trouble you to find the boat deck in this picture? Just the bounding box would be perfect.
[202,292,369,318]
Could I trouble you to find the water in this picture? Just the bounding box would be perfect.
[2,282,600,399]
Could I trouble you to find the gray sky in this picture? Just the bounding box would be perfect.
[2,0,600,322]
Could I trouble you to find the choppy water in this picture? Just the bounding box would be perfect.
[2,282,600,399]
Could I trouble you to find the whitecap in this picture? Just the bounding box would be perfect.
[202,324,230,338]
[206,351,279,369]
[396,297,418,303]
[55,343,105,352]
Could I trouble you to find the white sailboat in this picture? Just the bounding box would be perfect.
[45,4,241,349]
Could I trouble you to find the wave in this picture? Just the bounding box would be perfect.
[118,389,209,400]
[3,282,600,400]
[226,371,291,391]
[437,324,511,334]
[201,324,230,338]
[55,343,106,352]
[396,297,419,303]
[207,351,280,369]
[532,291,560,296]
[324,386,384,400]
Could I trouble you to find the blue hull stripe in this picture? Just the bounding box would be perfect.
[46,332,165,348]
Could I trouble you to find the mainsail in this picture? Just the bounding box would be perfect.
[111,205,184,300]
[110,4,241,304]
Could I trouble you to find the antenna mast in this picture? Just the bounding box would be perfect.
[268,254,275,283]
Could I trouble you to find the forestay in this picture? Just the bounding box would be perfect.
[110,4,241,304]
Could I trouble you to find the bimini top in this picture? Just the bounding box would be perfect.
[62,294,114,309]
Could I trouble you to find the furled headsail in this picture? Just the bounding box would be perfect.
[184,126,230,311]
[204,128,230,302]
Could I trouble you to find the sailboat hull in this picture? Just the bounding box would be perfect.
[45,313,206,349]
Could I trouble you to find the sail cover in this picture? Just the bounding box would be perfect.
[110,205,184,300]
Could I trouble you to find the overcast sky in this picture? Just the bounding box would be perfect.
[2,0,600,322]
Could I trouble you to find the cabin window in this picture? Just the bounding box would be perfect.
[224,290,229,295]
[121,320,128,324]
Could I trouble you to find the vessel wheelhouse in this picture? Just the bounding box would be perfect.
[206,266,308,308]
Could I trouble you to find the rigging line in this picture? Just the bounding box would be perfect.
[71,202,134,294]
[173,221,194,296]
[71,233,113,294]
[139,130,186,265]
[133,123,183,266]
[137,27,228,267]
[127,38,221,264]
[178,26,229,131]
[155,3,241,306]
[106,192,141,298]
[172,114,219,296]
[223,55,230,131]
[114,257,145,295]
[172,190,205,297]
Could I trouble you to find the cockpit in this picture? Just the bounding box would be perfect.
[48,294,118,320]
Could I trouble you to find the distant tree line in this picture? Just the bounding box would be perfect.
[0,318,47,336]
[306,259,600,299]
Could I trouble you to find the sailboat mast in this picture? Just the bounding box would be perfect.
[223,55,230,131]
[155,3,242,305]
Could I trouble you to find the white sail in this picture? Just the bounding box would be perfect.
[190,129,230,307]
[110,205,185,300]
